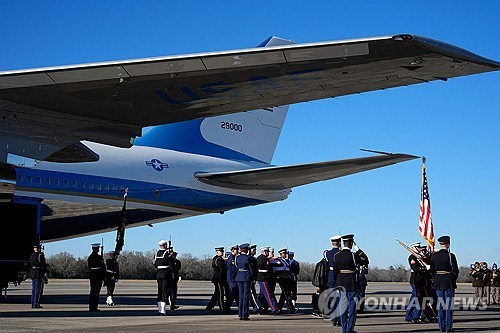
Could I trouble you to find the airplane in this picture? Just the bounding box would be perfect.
[0,34,498,288]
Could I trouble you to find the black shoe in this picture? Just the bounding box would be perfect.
[89,309,100,312]
[171,305,179,310]
[36,305,43,308]
[206,307,214,313]
[243,317,250,320]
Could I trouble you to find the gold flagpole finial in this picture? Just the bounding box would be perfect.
[422,156,426,164]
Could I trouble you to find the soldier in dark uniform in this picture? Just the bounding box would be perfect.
[491,263,500,305]
[268,248,278,296]
[248,244,262,314]
[169,251,181,310]
[88,243,105,312]
[105,251,119,306]
[357,263,368,313]
[29,243,47,309]
[333,234,369,333]
[256,246,279,314]
[275,248,296,313]
[289,251,300,310]
[325,235,341,325]
[235,243,252,320]
[430,235,459,333]
[224,244,239,312]
[154,240,174,316]
[207,246,227,313]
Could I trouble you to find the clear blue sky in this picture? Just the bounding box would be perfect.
[1,1,499,268]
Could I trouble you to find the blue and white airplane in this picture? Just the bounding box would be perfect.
[0,34,498,246]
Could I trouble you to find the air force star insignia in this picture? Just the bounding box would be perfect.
[145,159,169,172]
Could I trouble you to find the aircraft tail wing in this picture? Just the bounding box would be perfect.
[195,152,418,190]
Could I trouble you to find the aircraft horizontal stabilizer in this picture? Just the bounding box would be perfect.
[195,153,418,190]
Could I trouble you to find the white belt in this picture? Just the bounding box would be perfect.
[106,269,115,273]
[340,270,355,274]
[90,267,101,270]
[32,266,41,269]
[157,266,170,269]
[258,269,268,273]
[329,267,334,271]
[238,269,248,272]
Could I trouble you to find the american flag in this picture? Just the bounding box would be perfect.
[419,163,435,250]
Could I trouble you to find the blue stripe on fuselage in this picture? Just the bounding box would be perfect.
[14,168,264,212]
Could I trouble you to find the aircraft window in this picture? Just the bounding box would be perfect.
[64,179,68,187]
[105,184,110,191]
[27,176,32,183]
[36,176,42,184]
[97,183,102,190]
[55,178,60,186]
[17,175,22,183]
[72,180,77,188]
[45,178,50,185]
[81,181,85,188]
[89,181,94,189]
[112,185,117,191]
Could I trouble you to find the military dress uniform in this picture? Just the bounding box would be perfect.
[29,244,47,308]
[275,249,296,313]
[470,262,485,305]
[248,246,262,313]
[235,243,252,320]
[169,253,181,310]
[289,252,300,308]
[105,253,119,306]
[491,264,500,305]
[207,246,227,313]
[256,247,278,313]
[88,243,106,312]
[154,240,174,316]
[406,253,426,322]
[333,234,369,333]
[325,235,342,325]
[225,245,239,311]
[430,236,459,333]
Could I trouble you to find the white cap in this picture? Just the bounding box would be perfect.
[260,246,270,251]
[268,247,274,252]
[158,240,168,246]
[330,235,342,242]
[410,242,421,247]
[91,243,100,248]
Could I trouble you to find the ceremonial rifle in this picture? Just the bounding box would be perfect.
[395,238,430,269]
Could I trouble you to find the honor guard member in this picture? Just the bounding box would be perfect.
[289,251,300,309]
[154,240,173,316]
[268,248,278,295]
[207,246,227,313]
[276,248,296,313]
[325,235,342,325]
[29,243,47,308]
[248,244,262,314]
[430,236,459,333]
[169,251,181,310]
[88,243,106,312]
[405,242,425,322]
[225,244,239,311]
[491,263,500,305]
[235,243,252,320]
[105,251,119,306]
[257,246,279,314]
[333,234,369,333]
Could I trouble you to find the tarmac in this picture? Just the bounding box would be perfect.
[0,280,499,332]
